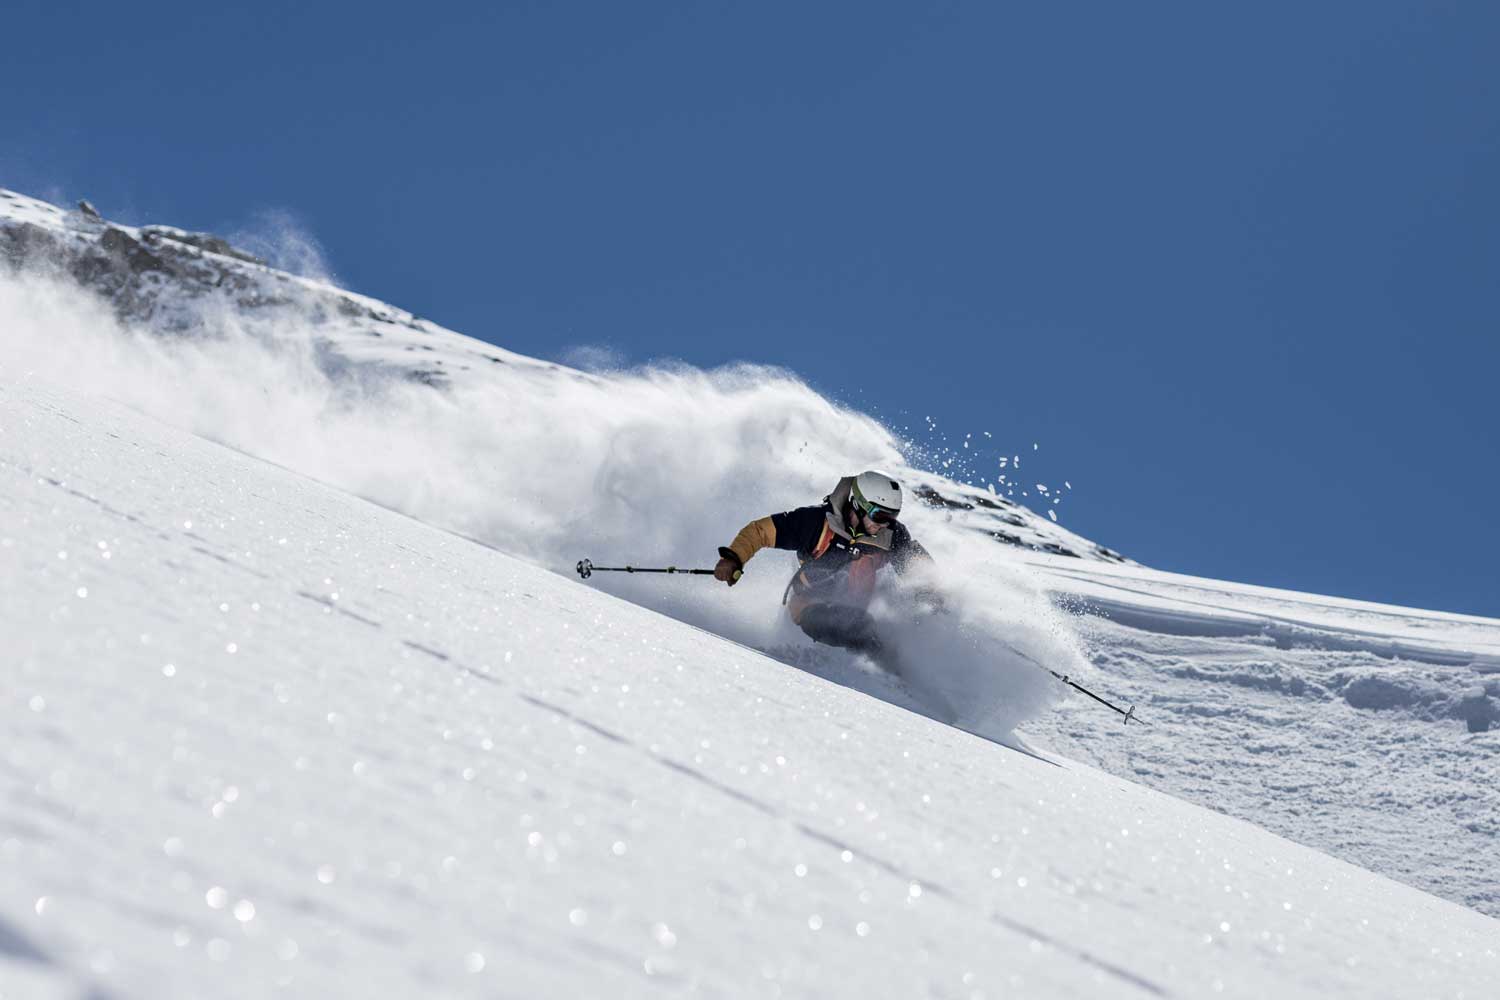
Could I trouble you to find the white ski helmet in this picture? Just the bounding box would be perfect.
[850,469,903,522]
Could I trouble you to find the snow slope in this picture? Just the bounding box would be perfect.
[1021,560,1500,918]
[4,188,1500,996]
[4,364,1498,1000]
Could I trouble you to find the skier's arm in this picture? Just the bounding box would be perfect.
[720,517,777,570]
[715,506,825,585]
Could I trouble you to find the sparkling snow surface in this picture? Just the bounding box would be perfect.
[1021,561,1500,918]
[3,187,1500,996]
[4,371,1498,999]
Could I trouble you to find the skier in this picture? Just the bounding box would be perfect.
[713,470,935,657]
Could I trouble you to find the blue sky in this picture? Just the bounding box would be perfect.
[5,2,1497,616]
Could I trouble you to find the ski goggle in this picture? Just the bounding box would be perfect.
[851,490,899,526]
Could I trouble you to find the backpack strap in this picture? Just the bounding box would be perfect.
[783,523,838,606]
[809,522,836,560]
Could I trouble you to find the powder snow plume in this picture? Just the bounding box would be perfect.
[0,268,1082,737]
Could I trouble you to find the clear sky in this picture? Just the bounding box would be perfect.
[4,1,1497,616]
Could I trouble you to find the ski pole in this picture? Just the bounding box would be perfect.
[575,558,718,580]
[1046,668,1141,725]
[995,639,1142,725]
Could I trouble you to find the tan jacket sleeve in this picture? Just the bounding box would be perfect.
[727,517,777,566]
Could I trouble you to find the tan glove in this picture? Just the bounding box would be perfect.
[714,547,744,586]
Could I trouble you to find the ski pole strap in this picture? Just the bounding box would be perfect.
[575,558,716,580]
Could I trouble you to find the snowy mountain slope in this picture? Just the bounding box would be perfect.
[2,184,1498,943]
[4,366,1498,1000]
[0,188,1121,566]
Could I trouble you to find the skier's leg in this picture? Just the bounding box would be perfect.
[797,604,883,655]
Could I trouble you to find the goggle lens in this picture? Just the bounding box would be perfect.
[857,498,898,525]
[852,482,899,527]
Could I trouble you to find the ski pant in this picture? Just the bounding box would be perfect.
[797,603,882,655]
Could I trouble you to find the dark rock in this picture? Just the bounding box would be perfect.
[77,199,102,219]
[98,227,166,274]
[140,226,267,266]
[0,221,66,268]
[230,288,294,310]
[337,297,378,319]
[913,485,973,510]
[406,369,449,388]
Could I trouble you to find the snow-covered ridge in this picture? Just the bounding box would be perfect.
[0,189,547,382]
[0,187,1125,565]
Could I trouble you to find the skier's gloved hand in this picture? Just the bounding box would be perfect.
[714,547,744,586]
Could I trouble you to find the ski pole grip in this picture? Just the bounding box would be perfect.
[717,547,744,583]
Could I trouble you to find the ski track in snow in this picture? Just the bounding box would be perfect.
[3,363,1500,999]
